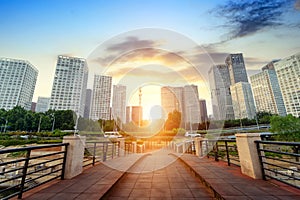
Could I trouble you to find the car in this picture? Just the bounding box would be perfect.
[104,131,122,138]
[185,131,201,137]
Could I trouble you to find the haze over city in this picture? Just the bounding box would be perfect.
[1,0,300,118]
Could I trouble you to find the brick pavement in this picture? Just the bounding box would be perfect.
[20,149,300,200]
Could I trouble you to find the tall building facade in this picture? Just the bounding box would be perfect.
[161,86,183,117]
[250,63,286,116]
[0,58,38,110]
[112,85,126,123]
[208,64,234,120]
[183,85,201,124]
[161,85,206,128]
[49,55,88,117]
[90,75,112,120]
[225,53,248,85]
[199,99,208,123]
[274,53,300,117]
[83,89,92,119]
[126,106,142,125]
[230,82,256,119]
[35,97,50,113]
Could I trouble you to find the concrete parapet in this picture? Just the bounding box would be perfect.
[194,137,203,156]
[63,135,86,179]
[236,133,262,179]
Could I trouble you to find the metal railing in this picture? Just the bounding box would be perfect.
[255,140,300,189]
[83,141,120,167]
[0,143,69,199]
[198,139,240,166]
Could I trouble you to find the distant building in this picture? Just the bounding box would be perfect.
[31,102,37,112]
[126,106,142,125]
[208,64,234,120]
[199,99,208,123]
[161,84,205,128]
[274,52,300,117]
[112,85,126,123]
[35,97,50,113]
[0,58,38,110]
[225,53,248,85]
[83,89,92,119]
[250,62,286,116]
[161,86,184,117]
[90,75,112,120]
[49,55,88,117]
[183,85,201,124]
[230,82,256,119]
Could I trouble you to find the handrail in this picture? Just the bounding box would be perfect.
[255,140,299,189]
[0,143,69,199]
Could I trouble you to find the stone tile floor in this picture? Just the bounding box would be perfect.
[20,149,300,200]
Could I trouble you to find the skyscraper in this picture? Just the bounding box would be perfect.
[161,86,183,117]
[183,85,201,125]
[112,84,126,123]
[90,75,112,120]
[126,106,142,125]
[35,97,50,113]
[83,89,92,119]
[199,99,208,123]
[49,55,88,117]
[208,64,234,120]
[230,82,256,119]
[274,52,300,117]
[0,58,38,110]
[250,62,286,116]
[225,53,248,85]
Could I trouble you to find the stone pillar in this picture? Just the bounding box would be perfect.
[63,135,86,179]
[194,138,203,157]
[236,133,262,179]
[118,138,125,156]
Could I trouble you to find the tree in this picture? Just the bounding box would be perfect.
[270,114,300,142]
[165,110,181,131]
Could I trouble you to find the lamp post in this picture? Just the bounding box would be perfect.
[51,114,55,132]
[37,115,42,133]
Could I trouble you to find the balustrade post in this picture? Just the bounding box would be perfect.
[236,133,262,179]
[62,135,86,179]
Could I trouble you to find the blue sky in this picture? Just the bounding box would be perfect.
[1,0,300,116]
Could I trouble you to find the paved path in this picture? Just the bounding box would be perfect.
[20,149,300,200]
[102,150,214,199]
[177,153,300,200]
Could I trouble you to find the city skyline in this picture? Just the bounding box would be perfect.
[1,0,300,116]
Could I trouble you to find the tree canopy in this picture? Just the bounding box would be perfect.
[270,114,300,142]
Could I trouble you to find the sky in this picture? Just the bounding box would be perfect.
[0,0,300,118]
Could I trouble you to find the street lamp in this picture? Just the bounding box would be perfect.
[51,114,55,132]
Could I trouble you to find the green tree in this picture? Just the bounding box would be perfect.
[165,110,181,131]
[270,114,300,142]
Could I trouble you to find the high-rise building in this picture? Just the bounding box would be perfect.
[126,106,142,125]
[274,53,300,117]
[112,85,126,123]
[161,86,183,117]
[183,85,201,125]
[230,82,256,119]
[199,99,208,123]
[0,58,38,110]
[250,62,286,116]
[35,97,50,113]
[225,53,248,85]
[83,89,92,119]
[31,102,37,112]
[208,64,234,120]
[90,75,112,120]
[49,55,88,117]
